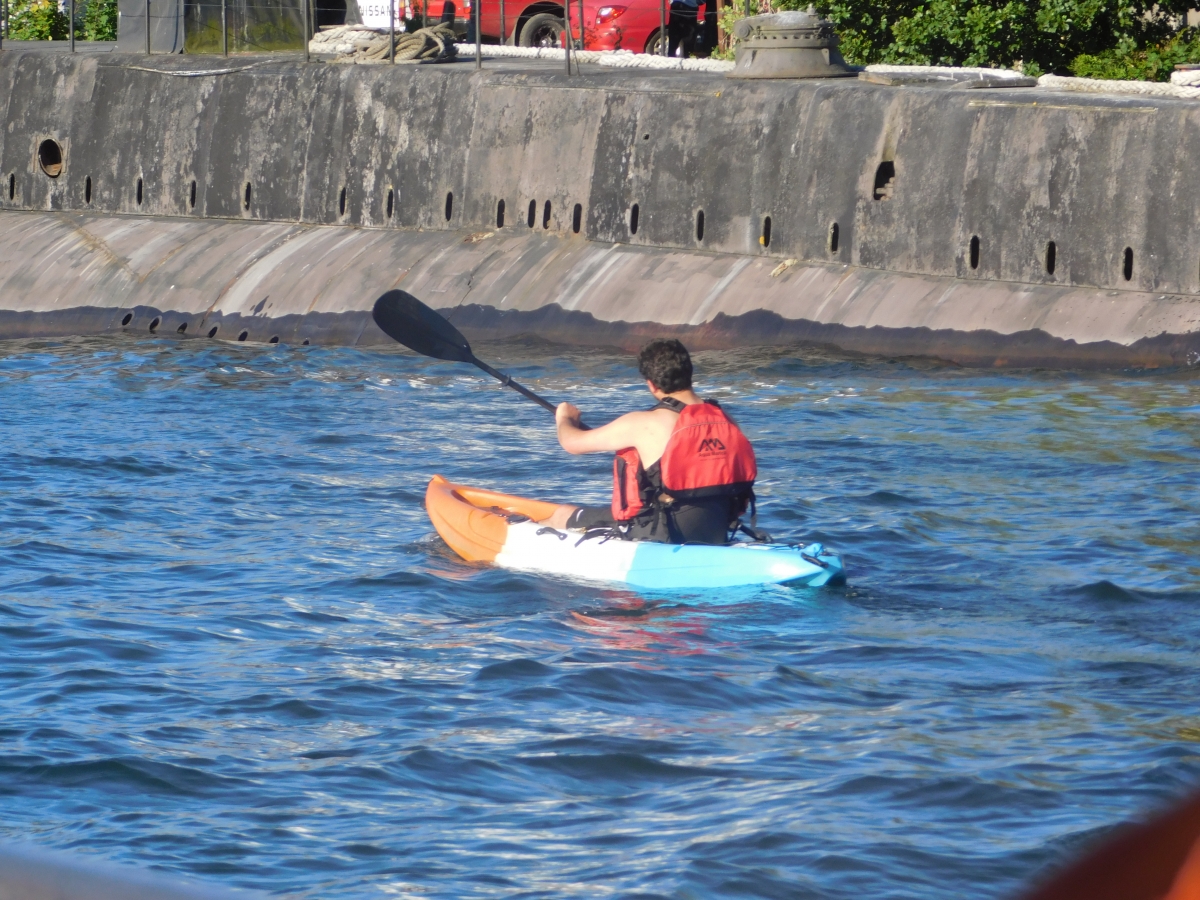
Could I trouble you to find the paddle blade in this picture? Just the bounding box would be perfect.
[372,290,474,363]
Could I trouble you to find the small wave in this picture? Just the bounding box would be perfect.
[860,490,923,507]
[264,699,327,721]
[299,748,364,761]
[1070,580,1152,602]
[217,694,327,722]
[2,540,130,563]
[398,749,525,802]
[339,842,392,858]
[1064,580,1200,605]
[307,433,367,446]
[1066,580,1144,603]
[8,574,96,589]
[520,751,725,785]
[9,757,250,797]
[474,658,555,681]
[558,667,761,711]
[30,454,183,478]
[321,571,443,592]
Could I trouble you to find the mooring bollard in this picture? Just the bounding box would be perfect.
[727,9,855,79]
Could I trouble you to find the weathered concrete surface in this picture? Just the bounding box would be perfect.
[4,210,1197,366]
[1,51,1199,365]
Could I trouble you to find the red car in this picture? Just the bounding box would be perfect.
[411,0,706,54]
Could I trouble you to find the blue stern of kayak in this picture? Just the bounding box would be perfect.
[623,541,845,590]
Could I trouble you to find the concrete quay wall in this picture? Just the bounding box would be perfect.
[1,51,1199,366]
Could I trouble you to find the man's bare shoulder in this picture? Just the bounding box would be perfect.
[611,407,677,428]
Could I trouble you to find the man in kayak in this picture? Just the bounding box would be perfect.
[540,339,758,544]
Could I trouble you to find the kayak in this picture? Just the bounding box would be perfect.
[425,475,846,590]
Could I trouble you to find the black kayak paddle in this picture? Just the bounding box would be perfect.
[371,290,557,414]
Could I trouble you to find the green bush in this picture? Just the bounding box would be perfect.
[752,0,1195,75]
[1070,28,1200,79]
[83,0,118,40]
[8,0,69,39]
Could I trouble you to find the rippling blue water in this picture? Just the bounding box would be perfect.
[1,335,1198,899]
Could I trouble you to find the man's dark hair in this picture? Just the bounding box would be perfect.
[638,339,693,393]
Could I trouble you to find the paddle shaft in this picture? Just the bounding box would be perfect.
[471,357,557,414]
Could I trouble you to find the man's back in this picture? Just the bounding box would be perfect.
[608,404,685,469]
[540,340,754,544]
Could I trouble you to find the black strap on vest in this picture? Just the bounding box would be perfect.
[650,396,722,413]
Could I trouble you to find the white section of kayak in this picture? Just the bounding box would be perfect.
[496,521,845,590]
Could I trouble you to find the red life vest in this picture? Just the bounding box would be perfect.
[612,398,757,522]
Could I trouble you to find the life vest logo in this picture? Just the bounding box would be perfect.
[698,437,726,454]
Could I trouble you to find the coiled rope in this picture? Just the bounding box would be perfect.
[310,23,459,63]
[1037,72,1200,100]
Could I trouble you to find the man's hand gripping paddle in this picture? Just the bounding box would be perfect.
[371,290,557,414]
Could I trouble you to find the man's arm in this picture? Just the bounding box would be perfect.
[555,402,643,455]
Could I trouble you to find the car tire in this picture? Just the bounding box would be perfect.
[643,28,665,54]
[519,12,566,47]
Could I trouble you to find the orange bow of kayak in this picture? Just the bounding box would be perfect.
[425,475,560,563]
